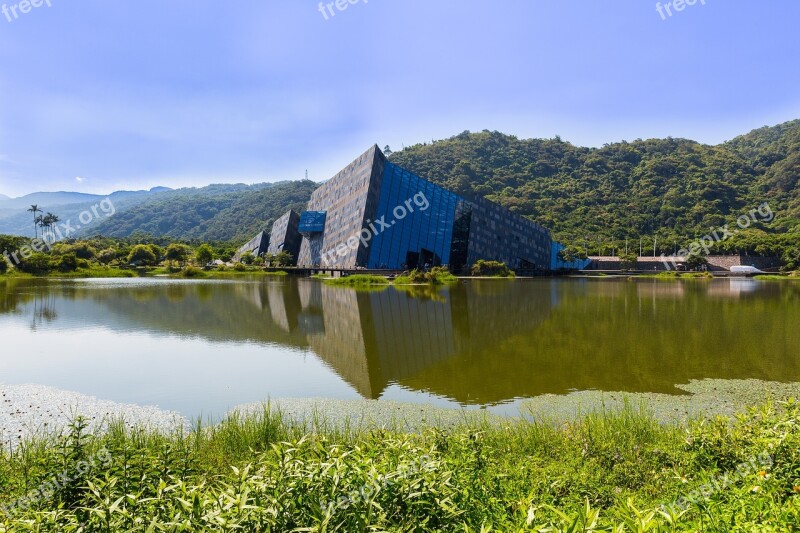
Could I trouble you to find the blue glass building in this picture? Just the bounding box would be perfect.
[268,145,560,272]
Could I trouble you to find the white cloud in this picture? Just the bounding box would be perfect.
[75,176,86,183]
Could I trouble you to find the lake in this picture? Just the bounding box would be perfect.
[1,276,798,419]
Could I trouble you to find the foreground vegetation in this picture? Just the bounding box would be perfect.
[1,400,798,531]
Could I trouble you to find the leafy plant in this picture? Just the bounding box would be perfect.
[471,260,514,277]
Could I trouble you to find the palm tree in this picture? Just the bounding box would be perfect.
[41,213,57,242]
[49,214,60,240]
[27,205,41,238]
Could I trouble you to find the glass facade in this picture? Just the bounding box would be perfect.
[298,211,326,234]
[366,162,460,270]
[293,145,555,271]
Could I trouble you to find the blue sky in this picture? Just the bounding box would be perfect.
[0,0,798,197]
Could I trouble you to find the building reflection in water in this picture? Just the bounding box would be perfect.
[2,277,799,407]
[279,280,557,400]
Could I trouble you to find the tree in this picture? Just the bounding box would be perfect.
[38,212,59,242]
[558,248,576,263]
[27,205,41,238]
[45,213,59,241]
[148,244,163,263]
[195,244,214,266]
[215,246,236,262]
[471,260,513,277]
[16,253,53,275]
[127,244,157,266]
[619,252,638,271]
[0,257,8,274]
[240,251,255,265]
[97,248,117,265]
[685,253,709,271]
[57,253,79,272]
[782,247,800,272]
[59,242,96,260]
[274,251,293,267]
[165,244,189,265]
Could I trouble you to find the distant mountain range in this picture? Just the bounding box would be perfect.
[0,188,172,209]
[0,182,317,244]
[0,187,173,238]
[1,119,798,245]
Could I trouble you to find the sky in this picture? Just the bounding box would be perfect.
[0,0,799,198]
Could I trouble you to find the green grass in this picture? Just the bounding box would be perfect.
[52,267,137,278]
[638,271,714,280]
[165,267,290,279]
[394,267,459,285]
[754,274,800,281]
[202,269,289,279]
[322,274,391,287]
[2,267,137,279]
[1,400,798,530]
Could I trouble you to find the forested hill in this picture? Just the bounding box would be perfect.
[88,180,318,243]
[388,120,800,247]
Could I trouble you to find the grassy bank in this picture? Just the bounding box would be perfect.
[638,271,715,280]
[0,266,291,280]
[322,274,391,287]
[320,269,459,288]
[0,267,137,279]
[754,273,800,281]
[394,267,459,286]
[1,401,798,531]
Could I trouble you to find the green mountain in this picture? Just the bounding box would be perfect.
[0,188,173,238]
[388,120,800,250]
[89,180,318,243]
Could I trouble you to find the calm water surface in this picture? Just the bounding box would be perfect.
[1,277,798,418]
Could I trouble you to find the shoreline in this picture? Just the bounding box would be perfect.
[3,378,800,449]
[0,384,187,451]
